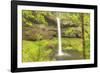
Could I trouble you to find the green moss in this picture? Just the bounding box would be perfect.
[22,38,90,62]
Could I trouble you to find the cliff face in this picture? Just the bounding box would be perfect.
[22,11,90,41]
[22,24,82,41]
[22,25,57,41]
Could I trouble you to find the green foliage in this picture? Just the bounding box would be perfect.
[22,10,34,26]
[64,27,81,35]
[62,38,82,52]
[35,13,48,25]
[22,10,48,26]
[22,39,58,62]
[22,38,89,62]
[84,13,90,25]
[22,10,90,62]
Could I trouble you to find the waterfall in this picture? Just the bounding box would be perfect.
[57,17,64,56]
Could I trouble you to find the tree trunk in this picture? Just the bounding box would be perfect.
[80,13,86,59]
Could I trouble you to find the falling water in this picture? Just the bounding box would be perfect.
[57,17,64,56]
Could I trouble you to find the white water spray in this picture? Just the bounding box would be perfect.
[57,17,64,56]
